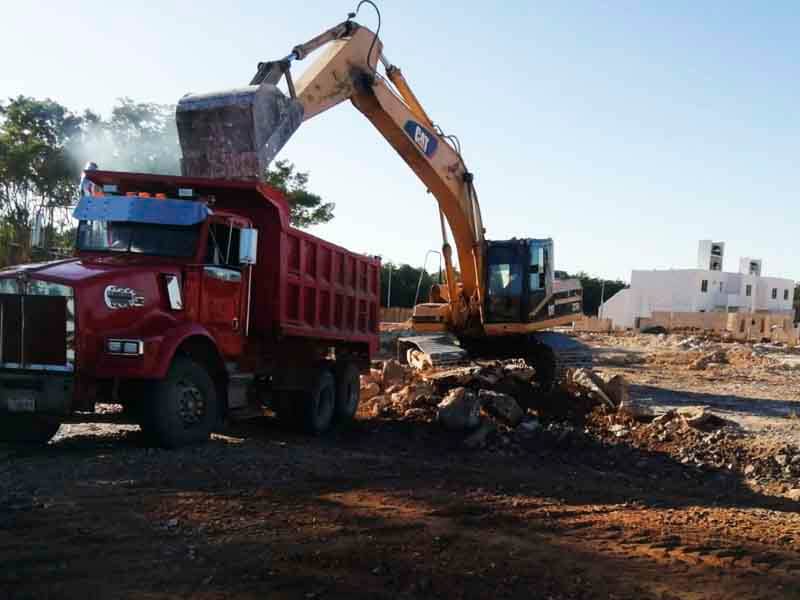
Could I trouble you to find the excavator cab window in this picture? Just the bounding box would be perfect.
[485,243,524,323]
[527,239,552,321]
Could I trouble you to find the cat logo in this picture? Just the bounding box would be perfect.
[403,120,438,158]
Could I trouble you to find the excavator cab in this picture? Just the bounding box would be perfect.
[485,239,552,324]
[484,238,582,327]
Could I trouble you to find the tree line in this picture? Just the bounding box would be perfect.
[0,95,333,265]
[380,262,627,316]
[1,95,626,316]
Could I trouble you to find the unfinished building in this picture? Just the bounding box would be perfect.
[601,241,796,336]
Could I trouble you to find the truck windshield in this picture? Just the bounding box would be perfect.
[77,220,200,257]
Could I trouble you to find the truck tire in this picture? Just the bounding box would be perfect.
[334,362,360,423]
[142,356,219,448]
[0,416,60,444]
[300,368,336,434]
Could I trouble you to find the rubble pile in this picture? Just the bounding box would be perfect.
[360,359,539,430]
[585,401,800,492]
[360,357,635,454]
[361,338,800,495]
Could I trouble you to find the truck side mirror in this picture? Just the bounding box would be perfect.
[239,228,258,265]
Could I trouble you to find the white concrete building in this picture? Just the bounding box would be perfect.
[601,241,795,329]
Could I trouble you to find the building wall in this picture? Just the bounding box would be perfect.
[601,269,795,329]
[600,288,634,328]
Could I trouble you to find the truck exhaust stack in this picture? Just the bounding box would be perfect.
[176,84,303,180]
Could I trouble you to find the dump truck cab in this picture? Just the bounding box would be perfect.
[0,169,380,447]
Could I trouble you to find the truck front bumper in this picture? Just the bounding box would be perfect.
[0,370,74,417]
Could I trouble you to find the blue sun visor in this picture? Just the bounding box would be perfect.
[73,195,210,226]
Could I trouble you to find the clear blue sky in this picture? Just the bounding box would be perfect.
[3,1,798,282]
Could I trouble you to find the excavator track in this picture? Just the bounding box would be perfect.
[398,331,593,388]
[531,331,594,376]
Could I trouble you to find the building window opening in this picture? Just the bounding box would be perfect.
[701,279,708,293]
[784,289,790,301]
[772,288,778,300]
[746,284,752,297]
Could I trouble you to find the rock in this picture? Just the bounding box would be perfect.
[786,488,800,501]
[423,366,481,387]
[602,375,629,406]
[381,360,407,387]
[507,366,537,384]
[652,410,678,426]
[463,418,496,449]
[677,406,720,428]
[370,396,391,417]
[689,350,728,371]
[518,419,541,432]
[775,454,789,467]
[360,382,380,401]
[618,398,655,421]
[406,349,433,371]
[609,424,629,437]
[479,389,524,427]
[403,408,428,420]
[744,464,756,476]
[437,387,481,430]
[563,369,615,409]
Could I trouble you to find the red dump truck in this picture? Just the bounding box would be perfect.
[0,169,380,447]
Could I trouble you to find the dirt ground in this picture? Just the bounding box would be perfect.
[3,333,800,599]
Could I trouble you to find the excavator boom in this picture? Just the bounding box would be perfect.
[176,10,590,383]
[176,19,484,327]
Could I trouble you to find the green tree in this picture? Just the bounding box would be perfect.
[570,271,627,316]
[0,96,82,262]
[264,159,334,228]
[75,98,180,175]
[381,262,442,308]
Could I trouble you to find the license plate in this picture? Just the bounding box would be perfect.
[6,392,36,413]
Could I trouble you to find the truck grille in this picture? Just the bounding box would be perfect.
[0,279,74,371]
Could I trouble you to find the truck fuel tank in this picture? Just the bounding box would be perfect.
[176,83,303,180]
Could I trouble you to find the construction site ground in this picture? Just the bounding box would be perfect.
[3,332,800,599]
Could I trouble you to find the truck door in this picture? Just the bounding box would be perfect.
[200,219,246,357]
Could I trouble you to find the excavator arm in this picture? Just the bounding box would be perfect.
[176,20,485,328]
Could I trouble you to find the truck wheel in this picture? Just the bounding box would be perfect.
[0,416,60,444]
[334,362,360,423]
[142,356,218,448]
[301,368,336,434]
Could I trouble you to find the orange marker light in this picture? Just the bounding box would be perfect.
[126,192,137,196]
[155,193,167,199]
[138,192,151,198]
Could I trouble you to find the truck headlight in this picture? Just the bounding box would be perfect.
[107,339,143,356]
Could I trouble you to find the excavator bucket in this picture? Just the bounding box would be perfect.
[176,84,304,180]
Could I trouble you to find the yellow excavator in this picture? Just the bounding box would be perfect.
[175,4,591,386]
